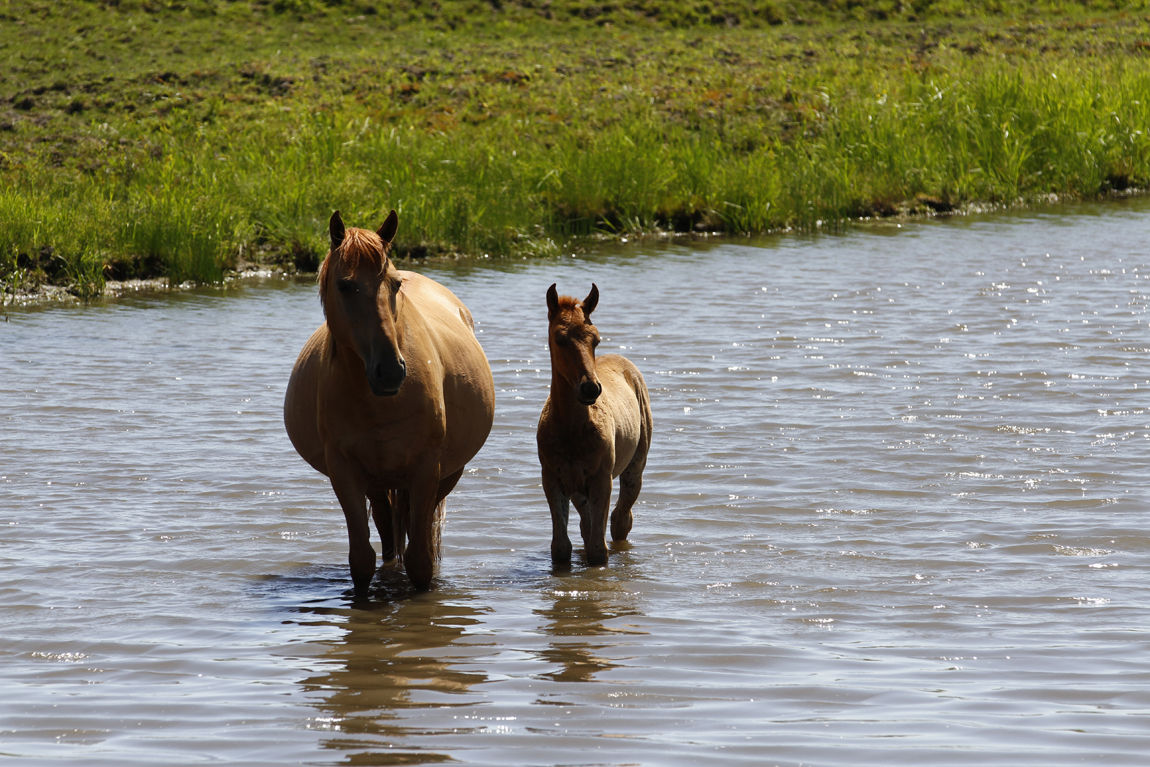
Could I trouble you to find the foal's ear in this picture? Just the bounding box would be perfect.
[329,210,345,251]
[377,209,399,245]
[546,283,559,317]
[582,283,599,316]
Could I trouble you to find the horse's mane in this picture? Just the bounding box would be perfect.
[318,227,391,292]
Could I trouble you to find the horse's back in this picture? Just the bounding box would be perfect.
[284,324,330,476]
[399,270,475,329]
[399,270,495,469]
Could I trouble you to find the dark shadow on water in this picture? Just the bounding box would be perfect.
[248,563,356,612]
[251,561,461,610]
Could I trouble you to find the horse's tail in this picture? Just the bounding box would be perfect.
[432,498,446,562]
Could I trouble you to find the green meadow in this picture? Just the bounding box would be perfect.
[2,1,1148,298]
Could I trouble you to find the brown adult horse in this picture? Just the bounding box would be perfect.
[537,283,653,567]
[284,210,494,592]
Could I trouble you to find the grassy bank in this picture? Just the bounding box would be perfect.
[2,1,1148,299]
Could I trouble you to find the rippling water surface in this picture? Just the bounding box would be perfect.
[4,200,1150,766]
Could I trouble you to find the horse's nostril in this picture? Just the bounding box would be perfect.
[368,354,407,396]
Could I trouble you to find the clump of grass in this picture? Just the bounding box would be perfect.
[2,0,1149,297]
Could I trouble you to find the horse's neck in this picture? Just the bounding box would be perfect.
[326,331,366,380]
[391,291,423,345]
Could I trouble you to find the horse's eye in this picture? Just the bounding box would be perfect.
[337,279,359,296]
[591,336,600,348]
[554,333,570,347]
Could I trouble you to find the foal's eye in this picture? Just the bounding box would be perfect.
[337,279,359,296]
[591,335,601,348]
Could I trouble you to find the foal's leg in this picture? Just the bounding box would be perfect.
[611,453,645,542]
[543,475,572,565]
[613,381,653,542]
[578,471,613,566]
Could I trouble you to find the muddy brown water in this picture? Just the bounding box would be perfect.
[3,200,1150,766]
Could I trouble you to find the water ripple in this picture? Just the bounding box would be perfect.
[3,201,1150,765]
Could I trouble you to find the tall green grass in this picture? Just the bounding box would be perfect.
[2,2,1148,297]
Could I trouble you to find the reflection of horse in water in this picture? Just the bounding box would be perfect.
[279,562,649,760]
[284,211,494,593]
[293,579,488,761]
[537,283,653,568]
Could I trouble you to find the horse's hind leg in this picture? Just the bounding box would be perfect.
[371,491,401,563]
[430,468,462,562]
[436,468,463,503]
[391,489,409,563]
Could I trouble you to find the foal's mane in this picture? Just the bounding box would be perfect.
[318,227,391,293]
[556,295,579,310]
[550,294,582,319]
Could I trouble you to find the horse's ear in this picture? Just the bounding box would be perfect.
[546,283,559,317]
[377,209,398,245]
[582,283,599,316]
[329,210,345,252]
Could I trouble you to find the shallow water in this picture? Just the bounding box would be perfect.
[3,199,1150,766]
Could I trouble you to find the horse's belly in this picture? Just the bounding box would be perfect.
[326,378,491,489]
[438,358,496,475]
[284,327,329,475]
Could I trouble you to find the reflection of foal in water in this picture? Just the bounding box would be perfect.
[537,283,653,567]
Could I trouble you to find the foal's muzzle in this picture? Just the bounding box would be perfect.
[577,379,603,405]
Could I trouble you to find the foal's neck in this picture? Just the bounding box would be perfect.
[548,371,594,424]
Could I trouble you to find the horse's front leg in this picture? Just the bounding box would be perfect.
[404,466,444,590]
[576,471,613,567]
[543,474,572,566]
[328,467,376,593]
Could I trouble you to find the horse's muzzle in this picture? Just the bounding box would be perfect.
[577,379,602,405]
[367,356,407,397]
